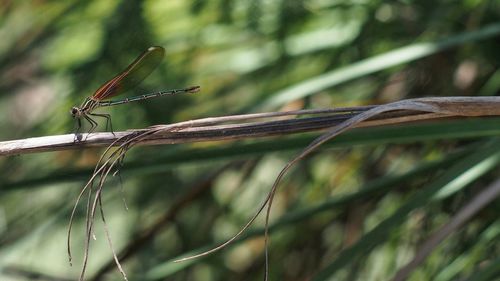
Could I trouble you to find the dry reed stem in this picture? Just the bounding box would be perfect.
[0,104,464,156]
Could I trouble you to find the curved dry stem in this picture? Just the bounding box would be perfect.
[67,158,110,265]
[79,152,126,281]
[173,189,273,262]
[174,99,446,276]
[71,127,178,281]
[98,178,129,280]
[67,176,94,266]
[70,135,133,280]
[67,137,128,265]
[79,178,104,281]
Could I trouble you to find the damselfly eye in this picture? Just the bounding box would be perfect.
[70,107,79,116]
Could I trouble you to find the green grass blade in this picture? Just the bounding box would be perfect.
[435,219,500,281]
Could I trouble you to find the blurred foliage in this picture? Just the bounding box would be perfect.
[0,0,499,280]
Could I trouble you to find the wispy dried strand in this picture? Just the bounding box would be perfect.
[72,125,191,281]
[67,136,128,265]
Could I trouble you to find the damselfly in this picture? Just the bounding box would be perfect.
[71,46,200,135]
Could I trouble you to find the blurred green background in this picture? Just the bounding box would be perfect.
[1,1,500,280]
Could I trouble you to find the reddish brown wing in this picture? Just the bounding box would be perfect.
[92,46,165,100]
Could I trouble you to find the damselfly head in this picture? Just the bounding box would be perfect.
[70,107,81,118]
